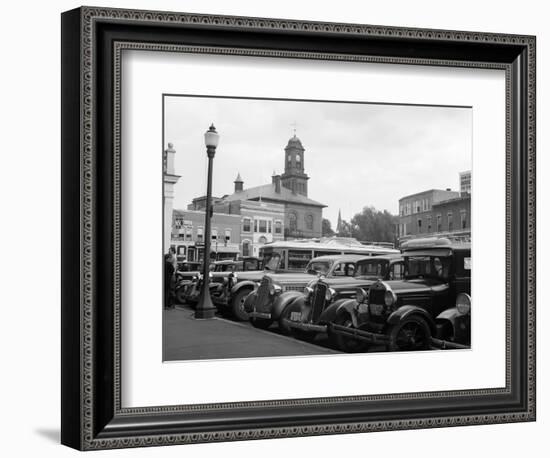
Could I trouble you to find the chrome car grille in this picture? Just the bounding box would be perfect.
[255,278,271,313]
[310,283,327,323]
[369,288,385,307]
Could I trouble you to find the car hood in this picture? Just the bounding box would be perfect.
[315,276,378,290]
[210,270,266,281]
[264,272,316,284]
[382,278,448,294]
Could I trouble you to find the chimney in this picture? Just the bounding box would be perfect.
[234,172,243,193]
[274,175,281,193]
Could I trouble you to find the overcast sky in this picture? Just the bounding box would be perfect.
[164,95,471,228]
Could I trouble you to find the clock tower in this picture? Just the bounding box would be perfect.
[281,134,309,196]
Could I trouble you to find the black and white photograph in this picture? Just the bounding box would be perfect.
[162,95,472,361]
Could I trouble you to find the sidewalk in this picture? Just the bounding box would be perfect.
[163,306,340,361]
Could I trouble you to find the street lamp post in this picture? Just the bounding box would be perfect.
[194,124,220,319]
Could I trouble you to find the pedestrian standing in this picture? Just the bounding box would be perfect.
[164,253,175,309]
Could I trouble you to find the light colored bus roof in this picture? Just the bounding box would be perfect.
[260,240,399,254]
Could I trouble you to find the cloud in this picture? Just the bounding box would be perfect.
[165,95,471,227]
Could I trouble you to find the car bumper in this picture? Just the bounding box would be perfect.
[249,311,271,320]
[329,323,391,345]
[284,319,327,334]
[429,337,470,350]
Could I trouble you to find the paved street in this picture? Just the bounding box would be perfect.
[163,305,341,361]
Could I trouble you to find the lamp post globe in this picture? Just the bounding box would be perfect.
[194,124,220,319]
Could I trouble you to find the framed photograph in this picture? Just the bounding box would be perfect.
[61,6,536,450]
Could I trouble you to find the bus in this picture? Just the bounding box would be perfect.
[259,238,399,272]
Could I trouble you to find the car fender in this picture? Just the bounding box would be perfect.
[272,291,304,320]
[436,307,461,324]
[230,280,256,297]
[387,305,437,334]
[320,298,356,324]
[175,279,193,290]
[284,295,309,316]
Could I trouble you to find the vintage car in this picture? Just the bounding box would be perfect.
[181,257,262,306]
[432,292,471,349]
[245,254,376,330]
[327,237,471,352]
[174,261,203,304]
[280,254,404,338]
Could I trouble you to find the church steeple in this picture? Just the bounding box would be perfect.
[281,132,309,196]
[336,209,343,235]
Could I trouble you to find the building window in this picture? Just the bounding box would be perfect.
[296,154,301,162]
[275,221,282,234]
[417,218,422,232]
[197,227,204,242]
[258,236,267,244]
[427,216,432,233]
[185,226,193,241]
[211,229,218,241]
[268,220,272,233]
[258,220,267,233]
[436,215,442,232]
[461,210,467,229]
[305,214,314,230]
[289,212,297,232]
[242,240,250,257]
[243,218,251,232]
[225,229,231,243]
[447,213,453,232]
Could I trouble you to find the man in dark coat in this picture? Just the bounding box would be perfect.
[164,253,175,309]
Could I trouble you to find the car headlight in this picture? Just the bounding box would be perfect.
[192,275,198,281]
[355,288,368,303]
[456,293,471,315]
[384,290,397,307]
[208,272,213,279]
[269,284,282,295]
[326,287,336,301]
[304,286,314,296]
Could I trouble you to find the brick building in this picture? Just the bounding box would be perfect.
[184,134,326,258]
[171,209,242,262]
[397,188,471,244]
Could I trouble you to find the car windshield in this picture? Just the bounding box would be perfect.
[215,264,236,272]
[305,261,332,275]
[263,252,283,270]
[405,256,451,280]
[243,259,260,271]
[180,263,199,272]
[355,260,388,279]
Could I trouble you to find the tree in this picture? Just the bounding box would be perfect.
[350,206,397,244]
[338,220,352,237]
[321,218,335,236]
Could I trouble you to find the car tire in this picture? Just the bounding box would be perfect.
[329,313,369,353]
[387,315,431,352]
[175,286,187,304]
[231,288,252,321]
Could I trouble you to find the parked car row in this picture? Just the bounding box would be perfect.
[174,237,471,353]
